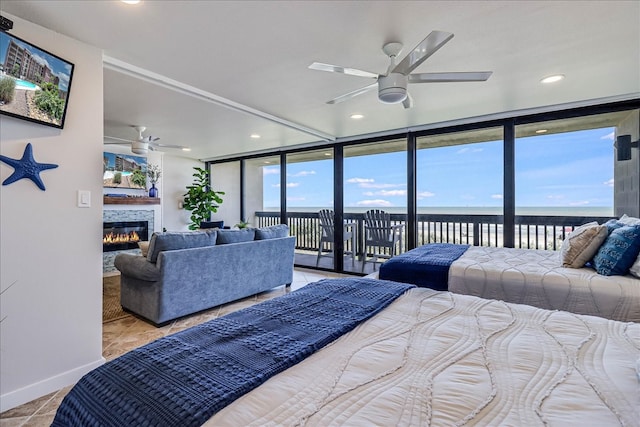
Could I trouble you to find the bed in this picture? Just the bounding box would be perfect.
[53,277,639,426]
[379,243,640,323]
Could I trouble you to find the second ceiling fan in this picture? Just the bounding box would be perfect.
[309,30,492,109]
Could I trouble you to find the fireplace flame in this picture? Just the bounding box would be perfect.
[103,230,140,244]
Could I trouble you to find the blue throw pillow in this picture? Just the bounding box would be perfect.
[255,224,289,240]
[592,225,640,276]
[603,219,625,234]
[216,228,256,244]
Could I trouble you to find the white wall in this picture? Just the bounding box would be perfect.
[211,162,241,228]
[0,14,105,411]
[162,154,204,231]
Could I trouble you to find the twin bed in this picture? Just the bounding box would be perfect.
[54,277,640,426]
[380,243,640,323]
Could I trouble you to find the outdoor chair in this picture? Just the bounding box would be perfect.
[316,209,356,267]
[362,209,404,272]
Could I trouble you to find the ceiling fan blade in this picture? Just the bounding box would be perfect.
[392,31,454,75]
[104,136,133,143]
[409,71,493,83]
[152,143,189,149]
[402,93,413,109]
[327,82,378,104]
[309,62,378,79]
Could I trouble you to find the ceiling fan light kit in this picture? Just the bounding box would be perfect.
[309,30,492,109]
[378,73,408,104]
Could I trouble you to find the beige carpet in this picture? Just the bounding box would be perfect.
[103,275,130,323]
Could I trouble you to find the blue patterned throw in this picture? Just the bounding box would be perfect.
[379,243,470,290]
[52,278,413,427]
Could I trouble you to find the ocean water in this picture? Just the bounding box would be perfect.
[266,206,614,216]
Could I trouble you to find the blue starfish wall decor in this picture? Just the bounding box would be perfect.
[0,143,59,191]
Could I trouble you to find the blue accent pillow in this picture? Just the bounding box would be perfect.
[603,219,625,234]
[216,228,256,244]
[255,224,289,240]
[592,224,640,276]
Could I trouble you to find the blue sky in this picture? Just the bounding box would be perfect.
[262,127,614,211]
[0,32,73,91]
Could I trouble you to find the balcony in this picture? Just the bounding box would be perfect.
[255,211,614,274]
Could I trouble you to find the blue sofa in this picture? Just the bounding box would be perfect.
[114,225,295,325]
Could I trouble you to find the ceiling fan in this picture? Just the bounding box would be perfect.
[104,126,189,155]
[309,30,493,109]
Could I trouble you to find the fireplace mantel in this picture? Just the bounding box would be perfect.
[104,196,160,205]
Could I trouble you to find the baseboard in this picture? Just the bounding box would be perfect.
[0,357,106,413]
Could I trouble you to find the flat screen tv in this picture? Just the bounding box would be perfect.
[103,152,148,189]
[0,30,74,129]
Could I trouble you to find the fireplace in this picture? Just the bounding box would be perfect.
[103,221,149,252]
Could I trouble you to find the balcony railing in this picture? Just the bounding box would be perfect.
[255,211,614,256]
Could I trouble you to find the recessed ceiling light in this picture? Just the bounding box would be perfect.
[264,161,271,164]
[350,114,364,119]
[540,74,565,84]
[324,153,331,156]
[250,134,261,139]
[120,0,141,4]
[535,129,548,134]
[182,147,191,151]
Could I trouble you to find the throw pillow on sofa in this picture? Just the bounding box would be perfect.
[146,230,217,263]
[592,224,640,276]
[560,222,608,268]
[255,224,289,240]
[216,228,256,244]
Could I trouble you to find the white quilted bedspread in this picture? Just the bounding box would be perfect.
[448,246,640,322]
[208,288,640,426]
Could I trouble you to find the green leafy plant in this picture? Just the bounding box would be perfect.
[234,220,250,229]
[0,77,16,104]
[147,163,161,184]
[183,167,225,230]
[34,82,65,120]
[130,169,147,188]
[113,171,122,185]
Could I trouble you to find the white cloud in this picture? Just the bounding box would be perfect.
[363,189,407,197]
[272,182,300,188]
[491,194,503,199]
[569,200,591,206]
[289,170,316,177]
[604,178,614,187]
[546,195,565,200]
[346,177,374,184]
[417,191,435,199]
[287,196,306,201]
[355,199,393,207]
[456,147,484,154]
[263,168,280,175]
[359,182,404,189]
[600,131,615,141]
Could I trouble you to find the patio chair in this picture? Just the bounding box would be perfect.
[316,209,356,267]
[362,209,404,272]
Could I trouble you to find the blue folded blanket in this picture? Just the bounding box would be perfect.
[379,243,470,290]
[52,277,413,427]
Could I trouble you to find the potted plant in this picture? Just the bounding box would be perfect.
[183,167,225,230]
[147,163,161,198]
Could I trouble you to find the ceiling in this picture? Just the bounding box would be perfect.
[1,1,639,161]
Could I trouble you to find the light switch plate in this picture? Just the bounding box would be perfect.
[77,190,91,207]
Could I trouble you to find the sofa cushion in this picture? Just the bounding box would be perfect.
[592,224,640,276]
[560,222,608,268]
[147,231,217,263]
[138,241,150,257]
[255,224,289,240]
[216,228,256,244]
[114,253,161,281]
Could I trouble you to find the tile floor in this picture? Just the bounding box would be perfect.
[0,268,347,427]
